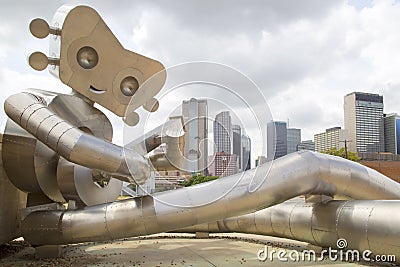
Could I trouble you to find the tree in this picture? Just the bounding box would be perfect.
[181,175,219,187]
[322,147,361,162]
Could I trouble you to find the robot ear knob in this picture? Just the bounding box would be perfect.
[143,98,159,112]
[29,18,50,39]
[123,111,140,127]
[28,52,49,71]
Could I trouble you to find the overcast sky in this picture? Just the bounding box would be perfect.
[1,0,400,158]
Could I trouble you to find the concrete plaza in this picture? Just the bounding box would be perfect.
[0,234,374,266]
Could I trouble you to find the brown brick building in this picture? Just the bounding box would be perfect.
[360,153,400,183]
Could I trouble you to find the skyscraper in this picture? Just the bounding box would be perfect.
[287,128,301,154]
[314,127,347,152]
[232,124,242,170]
[383,113,400,154]
[344,92,384,153]
[242,134,251,170]
[182,98,208,175]
[267,121,287,160]
[214,111,232,154]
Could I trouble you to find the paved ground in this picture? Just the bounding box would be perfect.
[0,234,384,267]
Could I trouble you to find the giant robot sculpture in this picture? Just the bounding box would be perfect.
[1,5,400,263]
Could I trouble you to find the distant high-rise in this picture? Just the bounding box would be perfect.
[287,128,301,154]
[267,121,287,160]
[214,111,232,154]
[208,152,239,177]
[182,98,208,175]
[242,134,251,170]
[232,125,242,170]
[344,92,384,153]
[297,140,315,151]
[314,127,347,152]
[383,113,400,154]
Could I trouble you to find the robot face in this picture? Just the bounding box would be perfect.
[29,5,166,123]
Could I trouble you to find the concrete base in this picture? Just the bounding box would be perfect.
[195,231,209,238]
[35,245,63,259]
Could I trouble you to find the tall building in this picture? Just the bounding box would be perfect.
[232,125,242,170]
[383,113,400,154]
[344,92,384,153]
[297,140,315,151]
[182,98,208,175]
[267,121,287,160]
[314,127,347,152]
[242,134,251,170]
[208,152,239,177]
[214,111,232,154]
[287,128,301,154]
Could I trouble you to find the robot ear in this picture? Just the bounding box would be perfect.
[28,18,61,71]
[29,18,61,39]
[29,5,166,122]
[28,51,60,71]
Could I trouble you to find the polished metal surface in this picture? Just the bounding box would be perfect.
[2,90,122,205]
[57,158,122,206]
[127,116,185,171]
[179,198,400,263]
[0,134,27,244]
[4,91,151,185]
[21,151,400,245]
[127,116,185,156]
[2,120,50,194]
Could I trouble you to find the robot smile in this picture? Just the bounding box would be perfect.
[89,85,106,94]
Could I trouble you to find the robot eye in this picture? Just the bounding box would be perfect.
[76,46,98,69]
[120,76,139,96]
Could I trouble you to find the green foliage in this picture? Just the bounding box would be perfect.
[181,175,219,187]
[322,147,361,162]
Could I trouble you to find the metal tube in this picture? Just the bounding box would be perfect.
[4,92,150,184]
[0,135,27,244]
[179,199,400,264]
[21,150,400,245]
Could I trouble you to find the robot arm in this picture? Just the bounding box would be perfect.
[4,92,150,185]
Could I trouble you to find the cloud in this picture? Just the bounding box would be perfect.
[129,0,400,118]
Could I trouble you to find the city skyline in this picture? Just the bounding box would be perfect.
[156,90,398,166]
[181,88,400,165]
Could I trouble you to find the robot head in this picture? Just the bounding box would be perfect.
[29,5,166,125]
